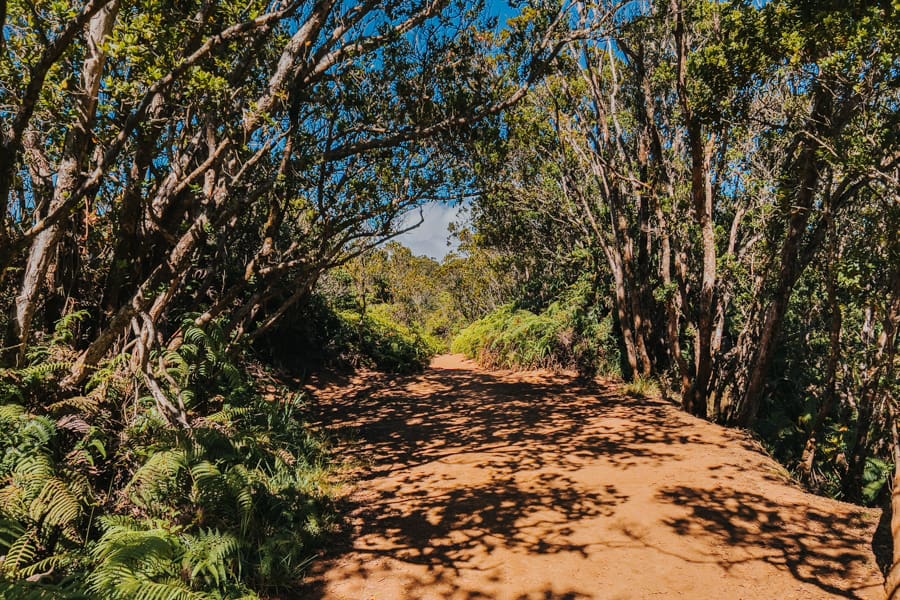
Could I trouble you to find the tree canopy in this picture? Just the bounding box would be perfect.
[0,0,898,598]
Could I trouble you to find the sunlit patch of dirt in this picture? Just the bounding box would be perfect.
[302,355,883,600]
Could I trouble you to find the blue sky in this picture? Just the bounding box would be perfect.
[390,1,514,261]
[393,202,465,260]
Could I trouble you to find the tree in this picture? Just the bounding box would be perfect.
[472,0,899,425]
[0,0,583,416]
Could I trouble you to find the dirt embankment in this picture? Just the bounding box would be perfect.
[303,354,884,600]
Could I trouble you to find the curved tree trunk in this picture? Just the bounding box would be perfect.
[12,0,119,364]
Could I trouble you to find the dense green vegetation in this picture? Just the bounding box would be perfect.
[0,0,898,596]
[0,320,337,598]
[452,278,619,375]
[0,0,562,595]
[466,0,899,510]
[260,241,512,376]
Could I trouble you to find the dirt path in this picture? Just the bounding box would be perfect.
[303,355,884,599]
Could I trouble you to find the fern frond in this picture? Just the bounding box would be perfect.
[17,554,61,578]
[0,517,26,551]
[50,310,90,347]
[204,407,251,425]
[0,579,90,600]
[188,462,220,485]
[224,467,254,534]
[18,362,72,382]
[182,529,240,588]
[18,418,57,448]
[4,528,39,574]
[30,478,81,527]
[184,327,207,346]
[47,396,100,416]
[127,450,187,495]
[117,578,208,600]
[92,522,179,567]
[0,403,26,421]
[13,454,55,485]
[56,415,91,434]
[0,484,28,520]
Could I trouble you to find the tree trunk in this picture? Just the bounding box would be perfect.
[11,1,119,363]
[610,254,640,378]
[62,209,211,387]
[685,134,717,419]
[672,0,714,419]
[800,222,842,481]
[885,462,900,599]
[612,189,652,378]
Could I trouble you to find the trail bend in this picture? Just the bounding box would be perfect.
[304,354,883,600]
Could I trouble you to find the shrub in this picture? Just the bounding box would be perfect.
[262,295,441,375]
[451,282,619,376]
[0,321,339,599]
[338,304,443,374]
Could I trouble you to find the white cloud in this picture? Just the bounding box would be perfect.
[391,202,465,260]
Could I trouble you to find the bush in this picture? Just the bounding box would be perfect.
[262,295,442,375]
[337,304,443,374]
[0,321,339,599]
[451,281,619,376]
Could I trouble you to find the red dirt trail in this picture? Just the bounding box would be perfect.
[303,354,884,599]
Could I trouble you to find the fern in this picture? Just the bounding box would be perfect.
[0,320,338,598]
[17,363,73,384]
[181,530,240,588]
[126,450,188,512]
[46,396,101,416]
[0,403,26,420]
[50,311,90,347]
[0,579,90,600]
[116,579,207,600]
[29,479,81,527]
[3,529,39,575]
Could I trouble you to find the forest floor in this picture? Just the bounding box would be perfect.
[301,354,885,599]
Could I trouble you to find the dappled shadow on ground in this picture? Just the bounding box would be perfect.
[652,486,874,599]
[300,357,881,599]
[312,362,742,474]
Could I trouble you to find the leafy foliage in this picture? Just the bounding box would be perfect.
[336,306,444,375]
[0,321,339,598]
[466,0,899,506]
[452,279,619,376]
[263,293,441,376]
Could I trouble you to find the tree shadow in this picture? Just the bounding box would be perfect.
[872,496,894,577]
[312,363,738,476]
[300,360,880,599]
[654,485,877,599]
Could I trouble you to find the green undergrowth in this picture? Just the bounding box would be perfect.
[0,320,341,599]
[451,282,620,376]
[622,377,661,399]
[263,295,443,375]
[754,393,894,505]
[336,304,444,374]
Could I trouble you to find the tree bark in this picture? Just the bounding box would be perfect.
[671,0,714,418]
[685,134,717,418]
[11,1,119,363]
[885,461,900,599]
